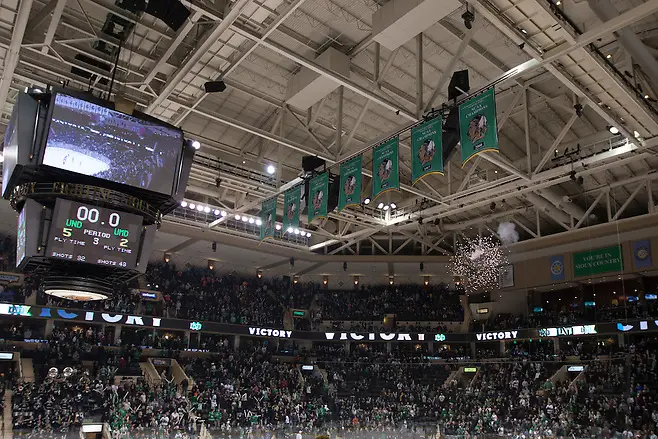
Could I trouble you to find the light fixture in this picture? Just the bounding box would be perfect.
[197,205,204,212]
[164,253,171,263]
[424,276,430,286]
[354,276,359,285]
[203,206,210,213]
[364,197,371,205]
[242,216,249,222]
[383,204,390,211]
[248,217,255,224]
[634,131,641,139]
[181,201,188,208]
[235,214,241,220]
[606,54,612,59]
[389,276,394,285]
[213,209,220,215]
[256,218,262,226]
[521,28,527,34]
[191,140,201,150]
[555,0,561,4]
[257,270,263,279]
[266,164,276,175]
[208,260,215,270]
[275,224,282,230]
[293,276,299,284]
[461,7,474,30]
[293,228,300,235]
[323,276,328,286]
[390,203,396,209]
[221,211,227,217]
[189,203,196,210]
[608,126,619,134]
[645,94,650,99]
[306,232,311,238]
[377,202,384,209]
[287,227,293,233]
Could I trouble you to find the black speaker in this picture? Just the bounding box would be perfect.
[145,0,191,31]
[442,106,460,164]
[448,70,470,101]
[204,80,226,93]
[302,156,326,173]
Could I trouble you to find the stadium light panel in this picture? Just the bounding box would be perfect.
[180,201,188,207]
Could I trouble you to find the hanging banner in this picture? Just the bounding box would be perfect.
[372,136,400,200]
[411,118,443,184]
[260,198,277,242]
[308,172,329,224]
[459,87,499,167]
[338,155,362,212]
[283,186,300,232]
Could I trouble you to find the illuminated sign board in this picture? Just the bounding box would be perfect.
[567,365,584,372]
[292,310,306,317]
[0,353,14,360]
[301,365,314,371]
[463,367,477,373]
[646,294,657,300]
[475,330,518,341]
[476,308,489,314]
[324,332,426,341]
[538,325,596,337]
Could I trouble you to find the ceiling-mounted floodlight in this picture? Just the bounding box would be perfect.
[461,6,475,30]
[608,126,619,134]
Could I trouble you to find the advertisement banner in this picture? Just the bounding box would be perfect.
[498,264,514,288]
[259,197,277,242]
[308,172,329,224]
[338,155,362,212]
[550,255,565,281]
[283,186,301,232]
[573,245,623,277]
[633,239,653,269]
[411,118,444,184]
[372,137,400,200]
[459,87,499,167]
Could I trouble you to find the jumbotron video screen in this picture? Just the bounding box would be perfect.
[42,93,183,195]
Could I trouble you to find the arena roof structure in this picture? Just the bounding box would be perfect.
[1,0,658,281]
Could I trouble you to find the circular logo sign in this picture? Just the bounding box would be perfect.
[550,260,563,276]
[434,333,446,342]
[636,246,650,260]
[189,321,203,331]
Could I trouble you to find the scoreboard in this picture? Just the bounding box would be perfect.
[47,198,143,269]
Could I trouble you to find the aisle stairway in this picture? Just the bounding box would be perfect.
[3,389,13,439]
[19,358,33,383]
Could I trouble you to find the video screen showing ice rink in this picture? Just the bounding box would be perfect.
[42,93,183,195]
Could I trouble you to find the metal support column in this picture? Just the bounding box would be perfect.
[416,33,424,118]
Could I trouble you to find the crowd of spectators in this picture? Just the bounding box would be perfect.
[316,284,464,322]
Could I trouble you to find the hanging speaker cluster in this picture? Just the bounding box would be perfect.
[116,0,191,31]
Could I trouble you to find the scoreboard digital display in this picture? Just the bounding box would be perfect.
[47,198,143,269]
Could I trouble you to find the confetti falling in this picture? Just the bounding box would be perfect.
[450,234,509,293]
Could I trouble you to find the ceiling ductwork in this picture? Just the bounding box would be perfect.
[588,0,658,95]
[371,0,461,50]
[522,193,573,226]
[534,188,588,221]
[286,47,350,110]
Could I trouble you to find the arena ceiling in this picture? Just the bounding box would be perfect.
[1,0,658,278]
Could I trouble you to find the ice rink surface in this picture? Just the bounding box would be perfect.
[42,144,111,176]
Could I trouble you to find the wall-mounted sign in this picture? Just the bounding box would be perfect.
[567,365,584,372]
[463,367,477,373]
[301,365,314,371]
[434,333,446,342]
[550,255,565,281]
[292,310,306,317]
[476,308,489,314]
[476,330,518,341]
[573,245,623,277]
[533,307,544,313]
[646,294,658,300]
[584,301,596,307]
[140,292,158,300]
[538,325,596,337]
[632,240,652,268]
[0,353,14,360]
[189,321,202,331]
[325,332,425,341]
[248,327,292,338]
[498,265,514,288]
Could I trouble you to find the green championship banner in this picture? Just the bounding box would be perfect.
[283,186,301,232]
[411,118,443,185]
[372,136,400,200]
[260,197,277,242]
[459,87,499,167]
[308,172,329,224]
[573,245,623,277]
[338,155,362,212]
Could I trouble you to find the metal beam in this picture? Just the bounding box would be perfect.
[523,88,531,173]
[424,28,474,113]
[173,0,309,125]
[41,0,67,54]
[612,183,644,220]
[534,113,579,175]
[140,11,202,91]
[574,190,606,229]
[0,0,34,112]
[336,86,344,157]
[369,237,389,255]
[416,33,423,118]
[146,0,255,113]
